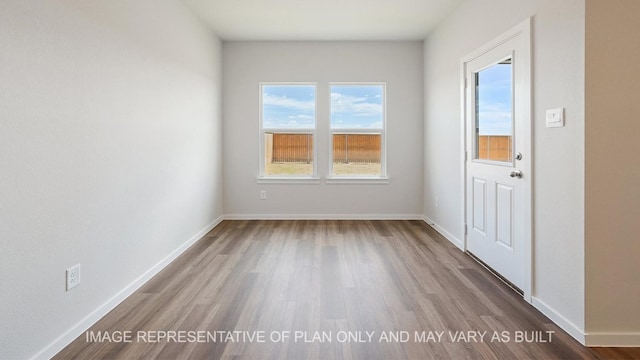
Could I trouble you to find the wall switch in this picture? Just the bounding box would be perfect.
[435,196,439,208]
[260,190,267,200]
[66,264,80,291]
[546,108,564,128]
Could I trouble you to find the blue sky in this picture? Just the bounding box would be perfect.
[330,85,383,129]
[262,85,316,129]
[261,84,383,129]
[477,62,512,136]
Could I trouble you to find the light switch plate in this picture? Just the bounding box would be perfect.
[546,108,564,128]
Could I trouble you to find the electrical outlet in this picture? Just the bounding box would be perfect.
[66,264,80,291]
[260,190,267,200]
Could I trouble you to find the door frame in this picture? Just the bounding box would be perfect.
[460,18,532,303]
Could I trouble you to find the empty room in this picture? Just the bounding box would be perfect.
[1,0,639,359]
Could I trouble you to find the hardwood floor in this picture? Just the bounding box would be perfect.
[55,220,638,359]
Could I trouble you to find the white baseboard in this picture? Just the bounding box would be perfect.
[224,213,424,220]
[532,298,640,347]
[584,332,640,347]
[422,215,464,250]
[31,216,224,360]
[531,296,585,345]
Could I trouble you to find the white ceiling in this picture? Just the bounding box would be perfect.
[183,0,464,41]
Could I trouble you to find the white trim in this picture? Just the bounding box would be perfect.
[584,332,640,347]
[422,216,464,250]
[520,19,533,304]
[461,18,532,302]
[224,214,423,221]
[262,129,315,133]
[459,45,468,259]
[531,296,585,345]
[460,19,530,64]
[330,129,382,134]
[256,177,321,184]
[325,177,389,184]
[31,216,224,360]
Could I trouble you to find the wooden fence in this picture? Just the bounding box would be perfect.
[333,134,381,164]
[477,135,512,162]
[265,133,381,164]
[265,133,510,163]
[267,133,313,163]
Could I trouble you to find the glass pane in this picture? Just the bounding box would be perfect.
[264,133,313,176]
[330,84,384,177]
[332,134,381,176]
[475,58,513,162]
[330,85,383,129]
[262,85,315,129]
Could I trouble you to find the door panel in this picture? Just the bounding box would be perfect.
[473,178,487,234]
[496,183,513,250]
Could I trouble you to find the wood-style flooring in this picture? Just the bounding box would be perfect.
[55,220,640,359]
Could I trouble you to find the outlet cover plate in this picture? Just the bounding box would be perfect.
[66,264,80,291]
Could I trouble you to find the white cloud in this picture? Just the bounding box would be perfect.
[478,101,512,135]
[263,93,315,111]
[288,114,314,120]
[478,111,511,120]
[479,102,511,120]
[331,92,382,117]
[331,124,361,129]
[264,118,314,130]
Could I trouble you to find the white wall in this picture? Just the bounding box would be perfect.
[423,0,586,339]
[585,0,640,345]
[0,1,223,358]
[223,42,423,218]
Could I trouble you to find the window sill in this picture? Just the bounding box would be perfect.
[256,177,321,185]
[325,177,390,185]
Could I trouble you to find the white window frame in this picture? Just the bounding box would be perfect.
[326,82,389,184]
[258,82,319,184]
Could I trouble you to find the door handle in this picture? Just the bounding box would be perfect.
[510,170,523,179]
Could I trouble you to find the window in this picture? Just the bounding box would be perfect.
[475,58,513,163]
[260,84,316,178]
[330,84,386,178]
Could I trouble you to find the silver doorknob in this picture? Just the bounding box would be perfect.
[510,170,523,179]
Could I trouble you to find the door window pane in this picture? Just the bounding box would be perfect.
[475,58,513,162]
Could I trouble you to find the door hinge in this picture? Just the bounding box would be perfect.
[464,77,468,88]
[465,224,468,235]
[465,151,468,161]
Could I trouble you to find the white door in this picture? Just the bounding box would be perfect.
[463,20,531,294]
